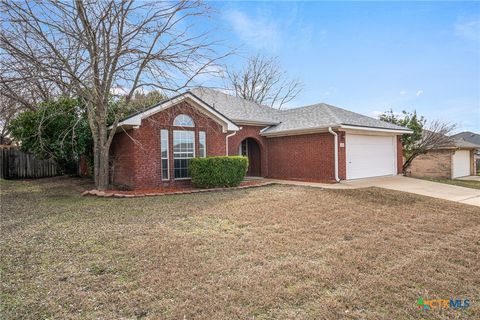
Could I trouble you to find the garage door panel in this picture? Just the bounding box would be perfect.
[452,150,470,178]
[346,134,396,180]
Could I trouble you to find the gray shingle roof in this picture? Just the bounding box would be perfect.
[452,131,480,145]
[265,103,408,134]
[190,88,280,124]
[451,137,480,149]
[190,88,410,134]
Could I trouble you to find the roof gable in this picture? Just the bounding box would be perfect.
[112,92,239,132]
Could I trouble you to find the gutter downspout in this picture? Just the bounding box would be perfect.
[328,127,340,182]
[226,128,241,155]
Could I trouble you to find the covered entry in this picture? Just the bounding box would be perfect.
[239,138,262,176]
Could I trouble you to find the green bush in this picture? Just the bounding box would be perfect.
[189,156,248,188]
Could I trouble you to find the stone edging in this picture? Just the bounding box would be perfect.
[81,182,275,198]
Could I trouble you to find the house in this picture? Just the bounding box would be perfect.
[452,131,480,172]
[109,88,412,189]
[408,136,479,179]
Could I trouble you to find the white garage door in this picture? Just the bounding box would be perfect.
[452,150,470,178]
[346,134,397,180]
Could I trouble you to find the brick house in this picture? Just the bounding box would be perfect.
[109,88,412,189]
[452,131,480,174]
[408,138,479,179]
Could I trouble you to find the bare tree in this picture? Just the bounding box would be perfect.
[225,54,302,109]
[0,94,20,144]
[0,56,63,143]
[1,0,228,190]
[0,74,54,143]
[380,110,456,173]
[403,121,457,172]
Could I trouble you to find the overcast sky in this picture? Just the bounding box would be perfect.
[193,1,480,133]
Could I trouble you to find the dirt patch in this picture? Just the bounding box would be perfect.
[1,177,479,319]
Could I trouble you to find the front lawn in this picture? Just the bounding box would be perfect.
[1,177,479,319]
[421,177,480,190]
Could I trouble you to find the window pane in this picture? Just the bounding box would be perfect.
[199,131,206,157]
[173,114,194,127]
[161,130,169,180]
[162,159,168,179]
[173,130,195,178]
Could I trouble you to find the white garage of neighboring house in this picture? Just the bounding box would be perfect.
[408,138,479,179]
[452,150,471,178]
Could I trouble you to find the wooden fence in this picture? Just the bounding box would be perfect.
[1,147,58,179]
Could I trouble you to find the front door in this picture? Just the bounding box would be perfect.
[239,138,261,176]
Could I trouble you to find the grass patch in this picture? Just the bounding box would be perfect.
[421,177,480,190]
[1,177,479,319]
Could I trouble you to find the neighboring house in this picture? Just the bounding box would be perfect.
[109,88,412,189]
[408,137,479,179]
[452,131,480,172]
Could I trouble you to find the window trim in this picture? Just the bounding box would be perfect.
[160,129,169,181]
[173,114,195,127]
[239,139,248,157]
[173,130,195,180]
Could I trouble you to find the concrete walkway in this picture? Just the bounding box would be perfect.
[266,176,480,207]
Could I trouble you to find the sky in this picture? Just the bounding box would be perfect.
[193,1,480,133]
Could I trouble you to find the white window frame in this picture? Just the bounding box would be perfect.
[199,131,206,157]
[173,130,195,180]
[160,129,169,181]
[173,114,195,127]
[239,139,248,157]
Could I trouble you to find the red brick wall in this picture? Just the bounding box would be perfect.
[110,130,136,187]
[110,101,227,189]
[266,132,337,182]
[408,149,452,179]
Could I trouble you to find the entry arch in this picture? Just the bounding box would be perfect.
[238,137,262,177]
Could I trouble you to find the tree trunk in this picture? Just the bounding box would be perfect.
[87,100,112,191]
[93,139,100,187]
[91,133,111,190]
[97,146,109,190]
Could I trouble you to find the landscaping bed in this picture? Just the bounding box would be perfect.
[82,179,271,197]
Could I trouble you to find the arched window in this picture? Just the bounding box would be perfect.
[173,114,194,127]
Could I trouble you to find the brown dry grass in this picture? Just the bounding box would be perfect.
[1,177,479,319]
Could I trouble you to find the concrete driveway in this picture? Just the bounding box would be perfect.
[342,175,480,207]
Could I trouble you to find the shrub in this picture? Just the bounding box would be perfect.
[189,156,248,188]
